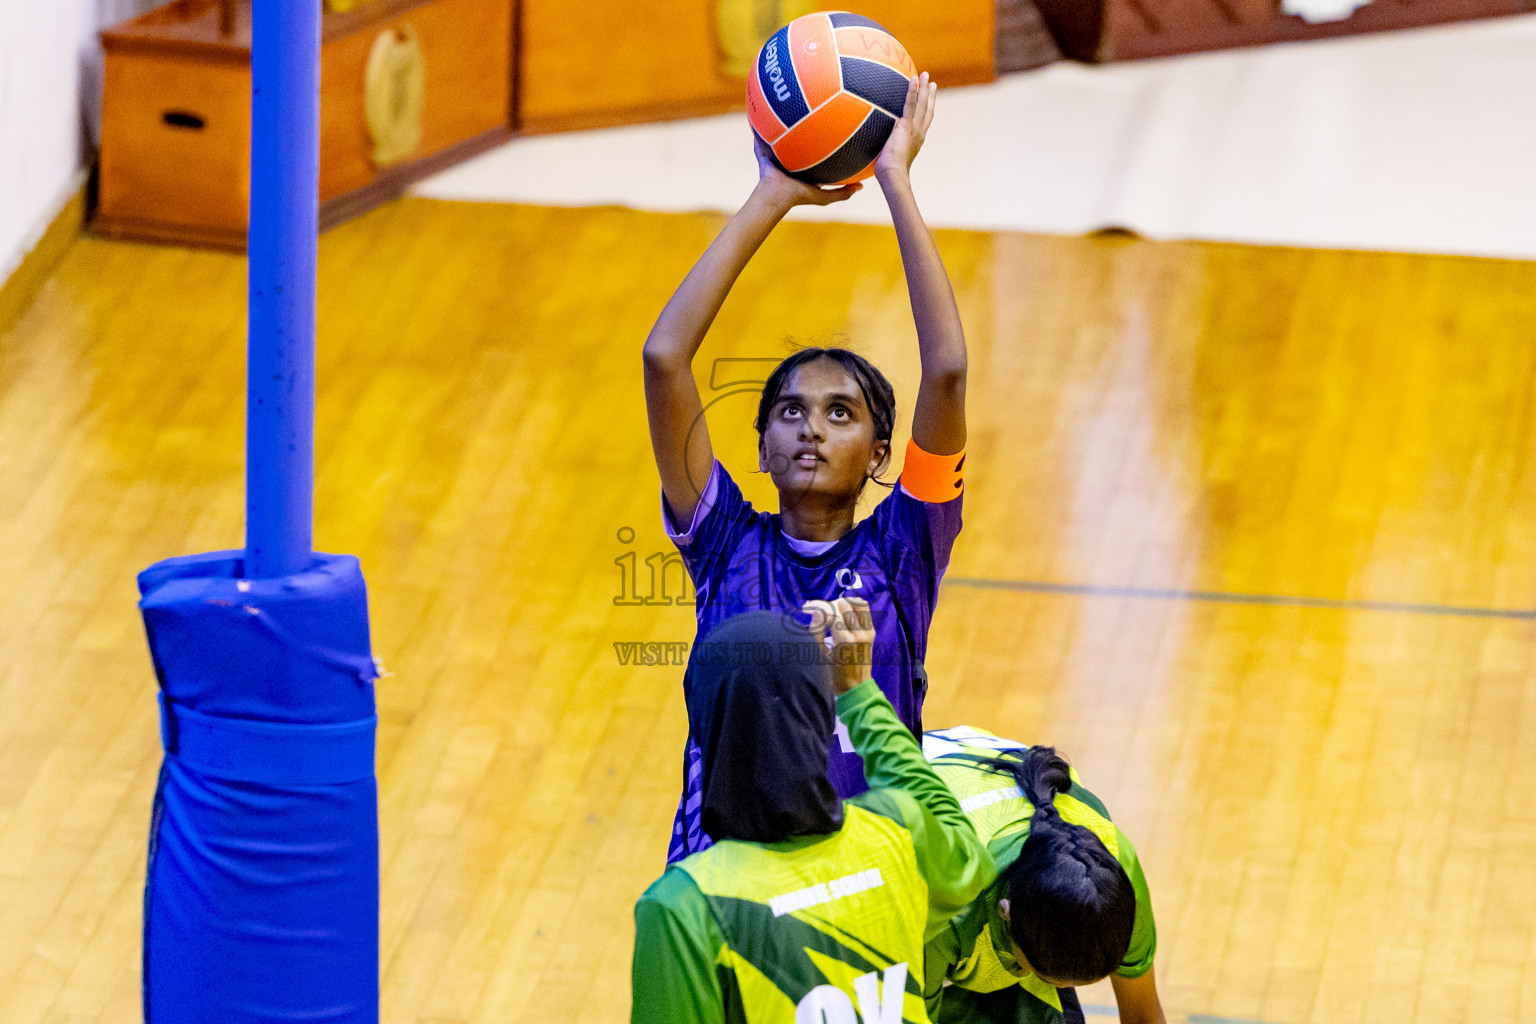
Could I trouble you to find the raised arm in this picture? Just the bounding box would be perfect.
[808,598,994,937]
[874,74,967,457]
[643,139,861,524]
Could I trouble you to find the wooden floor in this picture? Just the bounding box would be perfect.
[1,198,1534,1024]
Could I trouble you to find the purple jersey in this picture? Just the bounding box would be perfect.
[664,459,963,861]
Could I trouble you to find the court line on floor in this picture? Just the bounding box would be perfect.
[942,578,1536,621]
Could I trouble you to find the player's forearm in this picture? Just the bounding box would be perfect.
[875,169,967,382]
[1110,970,1167,1024]
[839,681,972,840]
[876,169,966,453]
[643,184,792,369]
[839,684,993,933]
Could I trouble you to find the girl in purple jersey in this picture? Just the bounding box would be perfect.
[643,74,967,862]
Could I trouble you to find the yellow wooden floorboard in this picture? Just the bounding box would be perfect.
[1,197,1534,1023]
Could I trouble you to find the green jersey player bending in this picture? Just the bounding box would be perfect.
[921,727,1167,1024]
[631,598,995,1024]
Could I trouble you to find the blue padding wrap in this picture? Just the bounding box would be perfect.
[159,694,376,785]
[139,550,380,1024]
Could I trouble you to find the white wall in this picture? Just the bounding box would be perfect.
[0,0,157,285]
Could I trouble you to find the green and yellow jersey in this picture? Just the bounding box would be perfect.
[920,727,1157,1024]
[631,682,996,1024]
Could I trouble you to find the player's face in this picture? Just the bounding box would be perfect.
[1012,947,1097,991]
[759,359,887,505]
[1000,900,1104,990]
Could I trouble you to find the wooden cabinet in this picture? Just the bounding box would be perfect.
[98,6,252,247]
[96,0,996,245]
[97,0,515,248]
[517,0,731,132]
[1033,0,1536,62]
[516,0,994,134]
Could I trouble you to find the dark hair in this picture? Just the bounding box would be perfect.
[982,747,1136,985]
[754,347,896,489]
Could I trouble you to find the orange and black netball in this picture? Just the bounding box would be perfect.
[747,12,916,185]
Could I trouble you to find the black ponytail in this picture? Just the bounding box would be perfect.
[980,747,1136,986]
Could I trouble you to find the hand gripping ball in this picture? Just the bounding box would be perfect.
[747,12,916,186]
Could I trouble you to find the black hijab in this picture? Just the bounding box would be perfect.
[685,610,844,843]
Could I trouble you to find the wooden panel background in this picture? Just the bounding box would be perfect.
[95,0,515,248]
[321,0,515,200]
[96,0,995,242]
[517,0,995,133]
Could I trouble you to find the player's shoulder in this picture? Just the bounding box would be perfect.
[634,865,727,959]
[638,864,706,910]
[873,479,962,517]
[848,787,921,832]
[868,455,965,562]
[677,461,772,557]
[703,460,755,517]
[1064,774,1113,821]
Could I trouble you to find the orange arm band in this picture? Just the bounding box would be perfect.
[899,438,965,503]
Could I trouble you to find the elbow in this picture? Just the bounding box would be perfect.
[929,361,967,396]
[928,340,967,386]
[642,339,683,377]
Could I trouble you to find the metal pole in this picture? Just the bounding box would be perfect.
[246,0,318,578]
